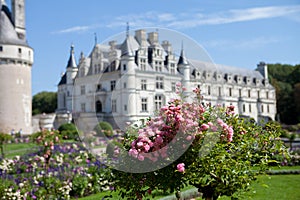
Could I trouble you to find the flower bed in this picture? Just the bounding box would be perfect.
[0,134,109,200]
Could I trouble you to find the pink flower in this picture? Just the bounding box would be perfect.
[177,163,185,173]
[175,82,182,87]
[200,123,209,131]
[186,135,192,141]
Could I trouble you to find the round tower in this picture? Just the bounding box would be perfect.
[0,0,34,134]
[177,46,191,99]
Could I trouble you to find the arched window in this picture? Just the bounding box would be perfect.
[96,100,102,113]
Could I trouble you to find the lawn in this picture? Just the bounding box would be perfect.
[3,142,38,158]
[218,174,300,200]
[77,174,300,200]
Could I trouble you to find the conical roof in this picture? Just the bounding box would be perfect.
[66,45,77,68]
[177,48,189,66]
[120,35,139,56]
[0,2,27,45]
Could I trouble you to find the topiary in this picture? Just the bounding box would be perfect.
[94,121,114,137]
[58,123,79,140]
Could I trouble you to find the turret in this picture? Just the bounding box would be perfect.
[177,46,191,99]
[120,30,139,117]
[0,0,34,134]
[66,45,78,84]
[177,46,190,82]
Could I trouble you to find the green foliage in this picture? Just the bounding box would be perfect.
[58,123,79,140]
[268,63,300,124]
[0,132,12,158]
[94,121,114,137]
[32,91,57,115]
[110,88,288,200]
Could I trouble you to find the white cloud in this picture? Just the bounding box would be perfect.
[52,23,105,34]
[204,36,282,49]
[106,5,300,29]
[167,5,300,28]
[53,5,300,34]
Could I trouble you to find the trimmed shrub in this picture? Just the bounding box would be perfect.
[94,121,114,137]
[58,123,79,140]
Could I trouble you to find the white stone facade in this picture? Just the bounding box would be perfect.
[57,29,276,131]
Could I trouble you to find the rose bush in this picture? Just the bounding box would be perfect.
[110,85,288,200]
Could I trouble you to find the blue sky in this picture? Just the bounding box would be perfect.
[13,0,300,95]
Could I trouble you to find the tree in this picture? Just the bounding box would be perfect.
[268,63,300,124]
[32,91,57,115]
[110,86,288,200]
[293,83,300,122]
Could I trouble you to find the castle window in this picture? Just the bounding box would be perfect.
[112,100,117,112]
[81,103,86,112]
[266,91,269,99]
[0,46,3,51]
[170,63,175,74]
[96,84,102,91]
[124,105,127,111]
[155,61,162,72]
[218,87,221,96]
[110,80,116,91]
[208,86,211,95]
[261,105,264,113]
[155,95,163,110]
[243,104,246,112]
[141,79,147,90]
[123,64,127,71]
[140,58,146,70]
[171,82,176,92]
[248,89,251,98]
[257,91,260,98]
[18,48,22,53]
[95,100,102,113]
[123,82,127,88]
[141,98,148,112]
[80,85,86,95]
[229,88,232,96]
[267,105,270,113]
[156,77,164,89]
[249,104,251,113]
[239,89,242,97]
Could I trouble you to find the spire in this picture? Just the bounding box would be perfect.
[66,45,77,68]
[94,32,97,46]
[178,42,189,66]
[126,22,129,38]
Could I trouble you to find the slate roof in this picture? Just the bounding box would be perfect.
[66,45,77,68]
[189,59,263,79]
[120,35,139,56]
[58,73,66,86]
[0,4,27,45]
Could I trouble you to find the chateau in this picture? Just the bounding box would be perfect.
[57,29,276,131]
[0,0,34,134]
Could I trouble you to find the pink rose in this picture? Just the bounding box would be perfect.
[200,124,209,131]
[177,163,185,173]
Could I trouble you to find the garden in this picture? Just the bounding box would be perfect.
[1,84,300,200]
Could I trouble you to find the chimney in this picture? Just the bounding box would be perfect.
[148,32,159,45]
